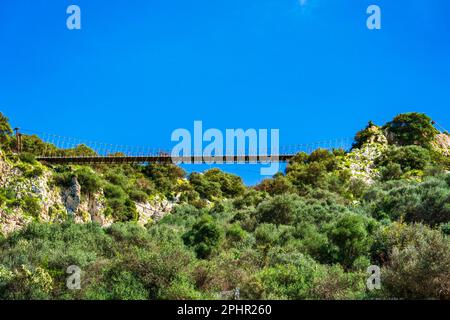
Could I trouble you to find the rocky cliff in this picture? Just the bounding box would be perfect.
[0,151,173,235]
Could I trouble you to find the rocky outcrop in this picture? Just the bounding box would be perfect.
[340,126,388,185]
[366,125,388,145]
[433,133,450,156]
[0,150,175,235]
[61,176,81,215]
[136,196,174,226]
[0,152,113,234]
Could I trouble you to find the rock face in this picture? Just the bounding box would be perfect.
[366,125,388,145]
[61,176,81,215]
[0,151,113,234]
[341,126,388,185]
[136,196,173,226]
[433,133,450,156]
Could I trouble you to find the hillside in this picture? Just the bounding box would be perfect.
[0,112,449,300]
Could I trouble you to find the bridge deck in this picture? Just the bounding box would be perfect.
[36,155,295,165]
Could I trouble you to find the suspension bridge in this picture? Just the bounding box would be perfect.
[14,129,353,165]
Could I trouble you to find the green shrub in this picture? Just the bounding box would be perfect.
[52,170,75,188]
[376,145,431,178]
[18,152,36,164]
[383,112,438,147]
[255,194,300,225]
[75,167,102,195]
[182,215,222,259]
[21,197,41,218]
[128,189,148,203]
[379,223,450,299]
[365,176,450,226]
[226,223,247,243]
[257,255,325,299]
[325,214,374,269]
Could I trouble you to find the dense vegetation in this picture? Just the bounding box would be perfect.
[0,112,449,300]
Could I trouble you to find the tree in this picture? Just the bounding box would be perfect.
[255,194,301,225]
[376,145,431,175]
[182,215,222,259]
[255,173,294,196]
[142,164,185,196]
[325,214,373,269]
[380,223,450,299]
[0,112,13,148]
[383,112,438,148]
[21,134,57,156]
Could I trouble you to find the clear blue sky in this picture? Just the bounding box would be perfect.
[1,0,449,184]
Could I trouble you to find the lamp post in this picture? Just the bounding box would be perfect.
[13,127,22,153]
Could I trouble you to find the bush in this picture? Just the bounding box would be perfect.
[325,214,374,269]
[255,194,300,225]
[142,164,185,196]
[182,215,222,259]
[255,174,294,196]
[75,167,103,195]
[383,112,438,147]
[18,152,36,164]
[128,189,148,203]
[376,145,431,178]
[21,197,41,218]
[365,176,450,226]
[189,172,222,201]
[21,134,56,156]
[226,223,247,243]
[379,223,450,299]
[257,255,325,299]
[352,121,379,149]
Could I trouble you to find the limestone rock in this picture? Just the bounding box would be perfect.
[61,176,81,215]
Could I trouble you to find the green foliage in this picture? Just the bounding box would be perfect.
[440,222,450,235]
[376,223,450,299]
[189,172,222,201]
[21,197,42,218]
[226,223,247,243]
[364,175,450,226]
[18,152,36,164]
[142,164,185,197]
[0,112,12,136]
[75,167,102,195]
[187,169,245,201]
[257,254,325,299]
[383,112,438,148]
[183,215,223,259]
[0,112,13,149]
[203,168,246,198]
[63,144,97,157]
[21,134,57,156]
[282,148,357,200]
[325,214,374,269]
[255,194,301,225]
[255,173,295,196]
[376,145,431,180]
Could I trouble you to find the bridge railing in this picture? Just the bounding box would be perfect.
[21,129,353,161]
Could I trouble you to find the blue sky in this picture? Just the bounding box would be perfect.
[1,0,449,184]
